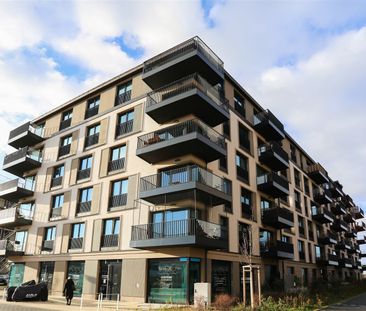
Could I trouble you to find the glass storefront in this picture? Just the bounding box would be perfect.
[98,260,122,300]
[67,261,85,297]
[211,260,231,298]
[147,258,201,304]
[39,261,55,290]
[8,263,25,287]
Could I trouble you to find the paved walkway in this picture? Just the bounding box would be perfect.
[326,292,366,310]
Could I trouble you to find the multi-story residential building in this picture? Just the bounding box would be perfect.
[0,36,364,304]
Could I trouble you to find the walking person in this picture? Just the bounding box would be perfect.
[63,276,75,305]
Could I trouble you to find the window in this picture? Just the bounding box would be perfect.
[77,156,92,180]
[24,175,36,191]
[304,176,310,195]
[295,190,301,211]
[219,156,228,172]
[308,242,313,262]
[15,231,27,252]
[109,179,128,208]
[223,120,230,139]
[259,230,273,253]
[19,202,34,219]
[294,168,301,189]
[59,109,73,130]
[115,80,132,106]
[298,240,305,260]
[290,144,297,163]
[239,123,251,152]
[59,135,72,157]
[304,196,309,216]
[236,152,249,183]
[298,216,305,236]
[241,188,253,219]
[51,165,64,188]
[238,223,251,255]
[234,91,245,117]
[152,209,191,238]
[85,123,100,148]
[51,194,64,218]
[281,235,291,243]
[102,218,120,247]
[116,110,134,137]
[85,96,100,119]
[77,187,93,213]
[260,197,272,211]
[69,223,85,249]
[109,145,126,172]
[42,226,56,251]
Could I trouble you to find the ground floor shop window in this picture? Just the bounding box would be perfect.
[98,260,122,300]
[211,260,231,298]
[9,263,25,287]
[39,261,55,290]
[67,261,84,297]
[148,258,200,304]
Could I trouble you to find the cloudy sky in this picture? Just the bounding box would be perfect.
[0,0,366,211]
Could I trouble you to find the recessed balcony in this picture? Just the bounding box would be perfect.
[306,163,329,184]
[253,110,285,142]
[0,205,33,228]
[331,219,348,232]
[145,73,229,126]
[313,188,332,205]
[352,207,364,219]
[257,172,289,198]
[331,201,347,215]
[3,147,42,177]
[0,179,34,202]
[8,122,44,149]
[142,36,224,89]
[261,206,294,229]
[311,205,335,224]
[130,218,228,250]
[260,240,294,259]
[136,119,226,164]
[318,231,337,245]
[139,165,232,206]
[258,141,289,171]
[339,258,353,269]
[316,253,339,267]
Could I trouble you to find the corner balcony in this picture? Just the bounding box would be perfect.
[257,172,289,198]
[130,218,228,250]
[142,36,224,89]
[139,165,231,206]
[326,181,343,199]
[352,207,364,219]
[260,240,294,260]
[261,206,294,229]
[0,179,34,202]
[316,254,339,267]
[339,258,353,269]
[0,205,33,228]
[313,188,332,205]
[8,122,44,149]
[311,205,335,224]
[0,240,24,256]
[331,201,347,215]
[318,231,337,245]
[355,221,366,232]
[145,73,229,127]
[136,119,226,164]
[253,110,285,142]
[258,141,289,171]
[306,163,329,184]
[331,219,348,232]
[3,147,42,177]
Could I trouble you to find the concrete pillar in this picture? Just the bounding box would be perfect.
[23,262,39,282]
[121,259,146,303]
[82,260,98,300]
[52,261,67,296]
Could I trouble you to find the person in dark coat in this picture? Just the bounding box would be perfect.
[63,276,75,305]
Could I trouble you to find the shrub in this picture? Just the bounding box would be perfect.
[213,294,238,310]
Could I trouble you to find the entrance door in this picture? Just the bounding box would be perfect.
[39,261,55,290]
[99,260,122,300]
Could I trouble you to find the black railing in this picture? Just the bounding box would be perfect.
[108,158,125,172]
[101,234,119,248]
[42,240,54,251]
[69,237,83,249]
[140,165,231,195]
[51,176,63,188]
[253,110,284,132]
[59,118,71,131]
[77,168,91,180]
[85,106,99,119]
[58,144,71,157]
[260,240,294,254]
[115,90,132,106]
[143,36,224,74]
[131,218,227,242]
[258,141,289,162]
[137,119,225,150]
[3,147,42,165]
[84,133,99,148]
[328,254,339,262]
[312,205,334,219]
[77,201,91,213]
[115,120,133,137]
[256,172,289,189]
[109,194,127,209]
[306,163,328,178]
[146,73,229,111]
[50,207,62,218]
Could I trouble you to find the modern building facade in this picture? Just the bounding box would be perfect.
[0,36,364,304]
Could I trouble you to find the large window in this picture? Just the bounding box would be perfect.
[39,261,55,290]
[234,91,245,117]
[51,164,64,188]
[15,231,27,252]
[69,223,85,250]
[116,110,134,137]
[238,223,251,255]
[298,240,305,260]
[60,109,73,130]
[295,190,301,211]
[78,187,93,213]
[43,226,56,251]
[77,155,92,180]
[152,209,190,238]
[19,202,34,219]
[67,261,85,297]
[236,152,249,183]
[294,168,301,189]
[211,260,231,297]
[85,96,100,119]
[109,145,126,172]
[59,135,72,157]
[102,218,120,248]
[241,188,253,219]
[51,194,64,218]
[85,123,100,148]
[239,123,251,152]
[115,81,132,105]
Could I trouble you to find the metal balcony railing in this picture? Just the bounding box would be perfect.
[137,119,225,150]
[50,207,62,218]
[51,176,63,188]
[77,201,91,213]
[115,90,132,106]
[258,141,289,161]
[253,110,284,132]
[59,118,71,131]
[108,158,125,172]
[42,240,54,251]
[69,237,83,249]
[0,205,33,221]
[101,234,119,248]
[77,168,91,180]
[3,147,42,166]
[85,106,99,119]
[109,194,127,209]
[306,163,328,178]
[0,178,35,193]
[58,144,71,157]
[256,172,289,189]
[84,133,99,148]
[9,122,44,140]
[115,120,133,137]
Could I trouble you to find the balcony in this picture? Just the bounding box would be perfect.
[352,207,364,219]
[331,219,348,232]
[136,119,226,164]
[101,234,119,248]
[313,188,332,205]
[0,205,33,228]
[58,144,71,158]
[326,181,343,199]
[318,231,337,245]
[343,212,355,224]
[348,243,360,254]
[142,36,224,89]
[355,221,366,232]
[306,163,329,184]
[146,74,229,127]
[345,229,357,238]
[69,237,83,250]
[3,147,42,177]
[253,110,285,142]
[258,141,289,171]
[139,165,231,206]
[50,207,62,219]
[8,122,44,149]
[130,218,227,250]
[256,172,289,198]
[260,240,294,260]
[0,179,34,201]
[336,240,352,251]
[59,118,71,131]
[339,258,353,268]
[316,254,339,267]
[311,205,335,224]
[261,206,294,229]
[0,240,24,256]
[331,201,347,215]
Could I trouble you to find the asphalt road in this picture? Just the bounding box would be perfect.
[326,292,366,310]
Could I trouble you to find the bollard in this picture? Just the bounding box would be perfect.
[80,294,83,309]
[116,294,119,310]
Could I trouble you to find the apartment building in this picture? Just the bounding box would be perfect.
[0,36,364,304]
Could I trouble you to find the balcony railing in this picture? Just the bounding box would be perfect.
[58,144,71,157]
[306,163,329,184]
[256,172,289,197]
[115,90,132,106]
[313,187,332,204]
[108,158,126,172]
[101,234,119,248]
[77,201,91,214]
[42,240,54,252]
[8,121,44,148]
[51,176,63,188]
[311,205,335,223]
[253,110,285,141]
[352,206,364,219]
[258,141,289,171]
[69,237,83,249]
[109,194,127,209]
[0,178,35,201]
[77,168,91,180]
[115,120,133,137]
[0,205,33,227]
[3,147,42,166]
[50,207,62,218]
[59,118,71,131]
[318,231,337,245]
[261,206,294,228]
[85,106,99,119]
[84,133,99,148]
[260,240,294,259]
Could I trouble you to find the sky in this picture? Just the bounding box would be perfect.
[0,0,366,213]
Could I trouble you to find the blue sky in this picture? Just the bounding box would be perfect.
[0,0,366,215]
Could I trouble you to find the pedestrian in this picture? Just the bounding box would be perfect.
[63,276,75,305]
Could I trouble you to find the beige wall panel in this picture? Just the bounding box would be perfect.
[70,130,79,154]
[61,223,71,253]
[99,117,109,145]
[126,174,138,209]
[44,167,53,192]
[92,219,102,251]
[23,262,39,282]
[100,86,116,112]
[62,191,71,219]
[121,258,146,299]
[82,260,98,300]
[51,261,67,296]
[71,101,86,126]
[99,148,109,178]
[35,227,45,255]
[91,183,102,214]
[131,74,150,98]
[232,261,240,297]
[132,103,144,133]
[69,158,79,185]
[44,113,61,137]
